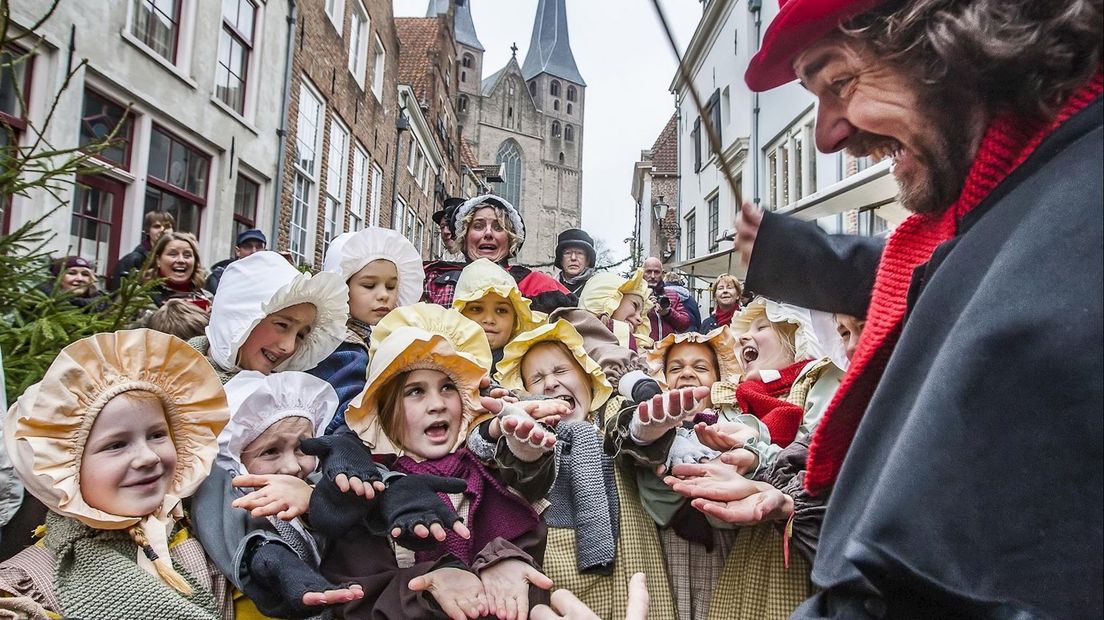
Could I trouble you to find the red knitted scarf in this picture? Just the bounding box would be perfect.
[736,358,813,446]
[713,303,737,327]
[804,71,1104,495]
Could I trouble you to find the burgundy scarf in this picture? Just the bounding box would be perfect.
[736,358,813,447]
[713,303,737,327]
[395,448,541,566]
[804,71,1104,495]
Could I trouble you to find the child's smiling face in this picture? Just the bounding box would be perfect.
[737,316,795,374]
[665,342,720,390]
[400,369,464,461]
[460,292,516,350]
[80,391,177,517]
[520,342,593,423]
[611,293,644,328]
[237,303,318,373]
[240,417,316,477]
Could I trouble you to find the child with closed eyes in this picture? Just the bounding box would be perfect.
[578,269,654,351]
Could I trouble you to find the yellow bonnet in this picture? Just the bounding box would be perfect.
[494,319,613,414]
[347,303,491,455]
[646,326,743,388]
[452,258,545,338]
[4,329,228,583]
[578,269,653,345]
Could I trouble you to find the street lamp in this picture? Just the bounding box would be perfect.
[652,195,670,223]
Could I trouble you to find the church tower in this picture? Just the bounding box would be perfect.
[519,0,586,265]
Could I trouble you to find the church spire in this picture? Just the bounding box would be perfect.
[426,0,484,51]
[520,0,585,86]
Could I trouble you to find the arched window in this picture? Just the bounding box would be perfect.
[550,80,560,97]
[553,99,560,111]
[558,152,565,164]
[551,121,561,138]
[461,71,467,83]
[528,81,536,97]
[458,95,468,113]
[566,86,576,102]
[495,140,523,208]
[567,102,573,115]
[564,124,574,142]
[462,53,473,68]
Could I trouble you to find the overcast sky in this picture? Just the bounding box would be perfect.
[393,0,702,262]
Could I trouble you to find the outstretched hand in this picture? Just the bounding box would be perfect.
[302,584,365,607]
[479,559,553,620]
[300,433,387,498]
[664,452,791,524]
[629,385,711,445]
[531,572,649,620]
[232,473,313,520]
[693,419,759,453]
[409,567,488,620]
[382,473,472,547]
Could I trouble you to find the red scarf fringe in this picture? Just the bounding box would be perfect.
[804,71,1104,495]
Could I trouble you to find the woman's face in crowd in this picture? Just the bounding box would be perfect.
[738,316,795,374]
[835,313,866,362]
[240,417,316,478]
[81,392,176,517]
[665,342,720,391]
[461,292,516,350]
[713,278,739,308]
[611,293,644,328]
[61,266,96,295]
[521,342,593,423]
[348,259,399,326]
[237,303,317,374]
[400,369,463,461]
[464,207,510,263]
[158,239,196,285]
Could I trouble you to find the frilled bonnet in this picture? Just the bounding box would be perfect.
[452,258,544,337]
[494,319,613,413]
[322,227,425,308]
[646,326,743,388]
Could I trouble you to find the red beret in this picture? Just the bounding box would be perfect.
[745,0,886,92]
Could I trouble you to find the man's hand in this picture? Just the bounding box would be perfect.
[232,473,313,520]
[409,567,488,620]
[628,386,710,445]
[300,433,387,498]
[531,572,649,620]
[735,202,764,267]
[479,559,554,620]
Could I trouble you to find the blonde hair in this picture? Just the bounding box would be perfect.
[143,232,207,290]
[712,274,743,300]
[147,299,210,340]
[457,204,522,259]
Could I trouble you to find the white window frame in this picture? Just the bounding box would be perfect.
[392,195,407,232]
[349,142,369,231]
[290,79,325,265]
[765,110,817,211]
[369,163,383,227]
[214,0,261,119]
[348,1,369,87]
[124,0,197,78]
[325,0,345,34]
[324,116,350,250]
[371,35,385,101]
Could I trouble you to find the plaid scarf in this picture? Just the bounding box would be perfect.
[805,71,1104,495]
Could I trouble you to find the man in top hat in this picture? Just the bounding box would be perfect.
[554,228,598,295]
[688,0,1102,616]
[432,196,466,262]
[206,228,267,294]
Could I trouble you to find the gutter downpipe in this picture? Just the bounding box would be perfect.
[750,1,762,207]
[391,106,411,228]
[271,0,297,244]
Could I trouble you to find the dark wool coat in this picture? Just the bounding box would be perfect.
[747,98,1102,618]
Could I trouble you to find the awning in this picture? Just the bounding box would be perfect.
[670,247,746,281]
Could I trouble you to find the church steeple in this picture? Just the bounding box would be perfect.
[520,0,585,86]
[426,0,484,51]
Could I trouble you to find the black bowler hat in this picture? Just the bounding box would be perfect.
[554,229,596,270]
[433,196,466,226]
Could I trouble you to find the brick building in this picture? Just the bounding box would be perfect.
[277,0,401,268]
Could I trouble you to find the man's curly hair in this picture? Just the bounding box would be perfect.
[842,0,1102,119]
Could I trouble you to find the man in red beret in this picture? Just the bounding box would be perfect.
[715,0,1100,616]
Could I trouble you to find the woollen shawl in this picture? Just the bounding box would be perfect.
[206,251,348,373]
[323,227,425,307]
